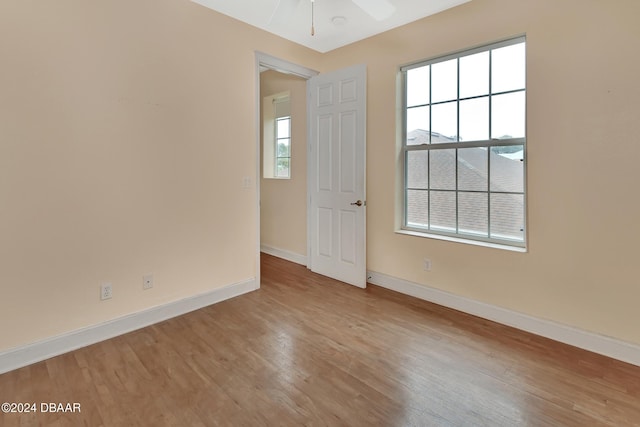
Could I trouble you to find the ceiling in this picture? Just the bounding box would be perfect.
[191,0,472,53]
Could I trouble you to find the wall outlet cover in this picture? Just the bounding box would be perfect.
[143,274,154,290]
[100,283,113,300]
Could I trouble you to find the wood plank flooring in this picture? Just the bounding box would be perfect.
[1,253,639,426]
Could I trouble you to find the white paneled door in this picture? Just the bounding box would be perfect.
[308,64,366,288]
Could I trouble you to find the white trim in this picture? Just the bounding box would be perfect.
[0,278,257,375]
[260,245,307,266]
[367,270,640,367]
[306,77,313,271]
[396,229,527,253]
[254,54,263,290]
[255,52,319,80]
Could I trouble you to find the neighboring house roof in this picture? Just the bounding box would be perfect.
[406,129,524,240]
[407,128,456,144]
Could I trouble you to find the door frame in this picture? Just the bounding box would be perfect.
[254,52,318,288]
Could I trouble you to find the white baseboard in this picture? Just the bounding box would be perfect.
[0,278,257,375]
[260,244,307,266]
[367,270,640,367]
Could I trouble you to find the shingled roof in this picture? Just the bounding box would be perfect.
[406,129,524,241]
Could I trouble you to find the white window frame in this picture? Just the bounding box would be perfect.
[274,116,291,178]
[263,91,291,179]
[399,36,527,250]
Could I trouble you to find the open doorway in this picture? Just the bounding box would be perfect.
[254,53,318,287]
[259,69,308,265]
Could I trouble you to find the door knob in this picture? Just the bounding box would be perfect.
[350,200,363,207]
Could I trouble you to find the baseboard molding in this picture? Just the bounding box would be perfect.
[260,244,307,266]
[0,278,257,375]
[367,270,640,367]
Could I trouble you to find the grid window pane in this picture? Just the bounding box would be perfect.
[429,149,456,190]
[429,191,456,232]
[490,193,524,241]
[275,116,291,178]
[459,192,488,237]
[431,59,457,103]
[492,91,525,139]
[431,102,457,142]
[406,189,429,227]
[407,151,429,189]
[492,43,526,93]
[406,106,429,143]
[403,37,526,247]
[460,51,489,98]
[407,66,430,107]
[276,118,290,138]
[276,158,290,178]
[459,97,489,142]
[277,140,290,157]
[490,145,524,193]
[458,147,488,191]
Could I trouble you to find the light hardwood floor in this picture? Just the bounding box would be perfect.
[1,253,639,426]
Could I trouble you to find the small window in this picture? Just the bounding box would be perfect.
[401,37,526,248]
[275,116,291,178]
[263,92,292,179]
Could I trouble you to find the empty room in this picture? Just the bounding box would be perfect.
[1,0,640,425]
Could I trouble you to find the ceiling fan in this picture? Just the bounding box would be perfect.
[269,0,396,27]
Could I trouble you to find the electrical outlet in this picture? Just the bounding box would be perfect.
[100,283,113,300]
[423,258,432,272]
[143,274,154,290]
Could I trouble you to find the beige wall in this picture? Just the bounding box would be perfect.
[260,71,308,257]
[3,0,640,355]
[322,0,640,345]
[0,0,320,352]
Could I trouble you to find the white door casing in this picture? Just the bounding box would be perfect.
[308,64,367,288]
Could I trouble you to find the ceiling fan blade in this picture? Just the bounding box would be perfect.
[351,0,396,21]
[269,0,302,25]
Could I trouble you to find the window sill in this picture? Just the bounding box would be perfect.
[395,229,527,253]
